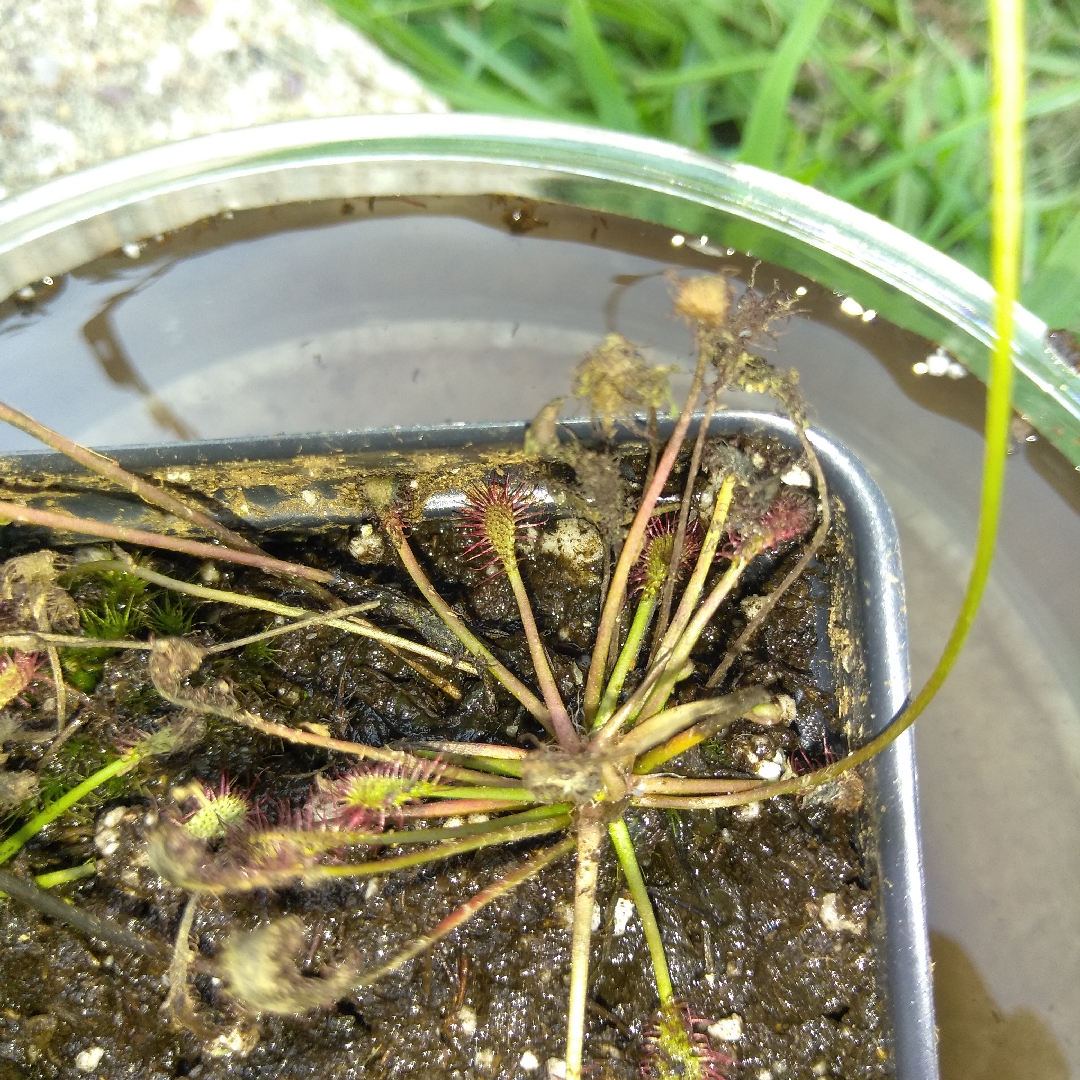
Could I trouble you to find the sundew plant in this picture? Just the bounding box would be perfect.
[0,1,1023,1076]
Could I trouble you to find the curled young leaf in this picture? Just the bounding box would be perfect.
[524,397,565,457]
[220,916,360,1014]
[149,637,237,717]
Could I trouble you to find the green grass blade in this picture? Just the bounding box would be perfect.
[632,52,772,91]
[689,0,1028,807]
[326,0,560,115]
[874,0,1024,740]
[566,0,640,131]
[837,82,1080,200]
[671,0,737,62]
[739,0,835,170]
[668,40,709,148]
[439,16,559,109]
[1022,207,1080,329]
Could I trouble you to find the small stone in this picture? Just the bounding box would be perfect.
[708,1014,744,1041]
[207,1021,259,1057]
[538,518,603,570]
[740,594,767,620]
[612,895,635,936]
[455,1004,477,1038]
[122,242,142,259]
[818,892,865,935]
[519,1050,540,1071]
[348,524,386,563]
[733,801,761,822]
[75,1046,105,1071]
[546,1058,567,1079]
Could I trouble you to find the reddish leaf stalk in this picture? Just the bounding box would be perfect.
[355,835,575,986]
[582,351,709,723]
[0,501,332,582]
[385,523,552,730]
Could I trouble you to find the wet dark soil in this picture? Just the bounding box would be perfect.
[0,435,890,1080]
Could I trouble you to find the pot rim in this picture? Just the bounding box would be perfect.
[1,409,930,1078]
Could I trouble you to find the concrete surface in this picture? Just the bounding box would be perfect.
[0,0,444,202]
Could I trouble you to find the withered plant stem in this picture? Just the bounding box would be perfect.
[0,402,259,554]
[0,632,151,651]
[583,350,709,723]
[0,866,168,963]
[565,814,604,1080]
[163,896,201,1031]
[152,684,509,788]
[202,602,380,654]
[0,401,345,607]
[91,559,475,674]
[44,644,67,729]
[0,501,333,581]
[387,527,552,729]
[355,836,575,987]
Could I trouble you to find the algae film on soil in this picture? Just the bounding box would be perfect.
[0,272,892,1080]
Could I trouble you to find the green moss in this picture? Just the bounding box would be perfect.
[241,639,279,668]
[145,592,199,636]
